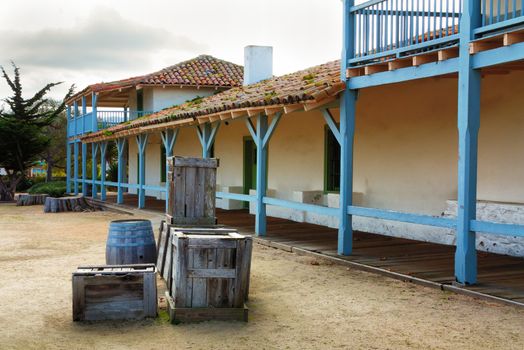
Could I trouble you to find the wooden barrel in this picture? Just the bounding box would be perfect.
[106,219,157,265]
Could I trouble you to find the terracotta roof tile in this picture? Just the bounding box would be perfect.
[68,55,243,103]
[82,59,344,142]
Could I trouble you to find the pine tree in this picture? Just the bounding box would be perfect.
[0,62,73,201]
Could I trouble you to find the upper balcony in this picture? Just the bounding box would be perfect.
[345,0,524,72]
[67,109,155,138]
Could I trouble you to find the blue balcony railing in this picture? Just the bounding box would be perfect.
[350,0,461,66]
[477,0,524,35]
[67,110,155,137]
[348,0,524,67]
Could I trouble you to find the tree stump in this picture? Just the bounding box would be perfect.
[16,194,49,206]
[43,195,98,213]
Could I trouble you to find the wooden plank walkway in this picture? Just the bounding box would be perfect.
[102,193,524,307]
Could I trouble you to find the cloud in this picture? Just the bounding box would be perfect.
[0,7,208,72]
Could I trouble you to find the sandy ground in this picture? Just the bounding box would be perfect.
[0,203,523,350]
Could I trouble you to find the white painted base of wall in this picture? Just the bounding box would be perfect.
[241,190,524,258]
[442,200,524,257]
[216,186,245,210]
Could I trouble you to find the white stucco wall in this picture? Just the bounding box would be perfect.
[126,86,220,117]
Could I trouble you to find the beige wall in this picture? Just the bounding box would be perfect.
[126,70,524,217]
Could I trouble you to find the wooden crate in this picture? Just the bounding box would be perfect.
[72,264,157,321]
[168,229,252,323]
[157,223,239,293]
[166,156,218,226]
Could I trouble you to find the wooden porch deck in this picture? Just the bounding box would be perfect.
[102,193,524,307]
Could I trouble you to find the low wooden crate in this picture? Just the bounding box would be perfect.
[72,264,157,321]
[168,229,252,323]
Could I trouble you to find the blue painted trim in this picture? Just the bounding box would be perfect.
[73,142,79,194]
[142,185,166,192]
[471,220,524,237]
[161,129,179,212]
[262,112,282,148]
[135,134,148,209]
[349,35,460,66]
[91,143,99,199]
[99,142,108,201]
[216,192,256,202]
[339,0,356,256]
[263,197,339,217]
[321,108,341,145]
[347,58,459,89]
[255,114,268,235]
[66,136,71,193]
[81,143,87,196]
[472,41,524,68]
[91,92,97,132]
[104,181,118,187]
[454,0,482,286]
[474,16,524,35]
[245,118,258,146]
[116,138,127,204]
[347,205,457,228]
[197,123,220,158]
[81,96,86,134]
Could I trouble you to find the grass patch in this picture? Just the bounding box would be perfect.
[27,181,67,198]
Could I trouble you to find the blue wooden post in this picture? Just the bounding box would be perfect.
[245,113,282,236]
[66,105,71,194]
[92,92,98,132]
[455,0,482,285]
[73,141,79,195]
[255,114,268,235]
[124,107,128,122]
[161,129,179,212]
[196,123,220,158]
[100,142,108,201]
[66,142,71,194]
[72,102,79,194]
[116,138,127,204]
[136,134,149,209]
[91,143,99,199]
[339,0,357,255]
[81,143,87,196]
[81,96,86,134]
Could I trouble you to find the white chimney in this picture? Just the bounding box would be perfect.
[243,45,273,86]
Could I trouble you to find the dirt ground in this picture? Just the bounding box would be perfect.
[0,203,523,350]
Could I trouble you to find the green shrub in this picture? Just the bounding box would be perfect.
[27,181,67,198]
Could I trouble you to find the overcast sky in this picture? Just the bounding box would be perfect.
[0,0,342,103]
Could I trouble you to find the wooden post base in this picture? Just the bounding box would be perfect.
[44,195,98,213]
[165,292,248,324]
[16,194,48,206]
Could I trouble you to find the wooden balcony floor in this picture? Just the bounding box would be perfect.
[102,193,524,307]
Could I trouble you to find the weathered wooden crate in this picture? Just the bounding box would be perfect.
[72,264,157,321]
[167,229,252,323]
[157,221,173,283]
[166,156,218,226]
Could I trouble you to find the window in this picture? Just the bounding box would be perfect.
[324,126,340,192]
[136,89,144,118]
[160,145,166,182]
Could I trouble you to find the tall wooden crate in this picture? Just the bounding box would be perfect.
[166,228,252,323]
[166,156,218,226]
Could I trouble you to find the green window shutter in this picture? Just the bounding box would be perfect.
[324,125,341,192]
[160,145,166,182]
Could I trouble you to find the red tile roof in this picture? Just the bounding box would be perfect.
[67,55,243,104]
[81,59,345,142]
